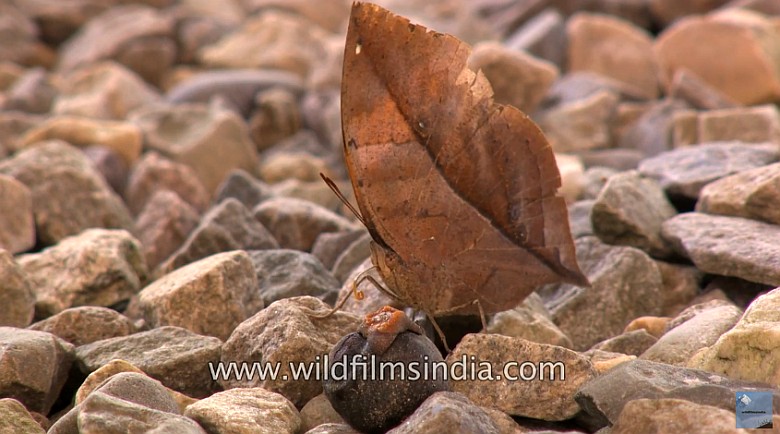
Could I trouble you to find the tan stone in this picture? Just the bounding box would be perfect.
[624,316,671,339]
[612,398,755,434]
[698,104,780,144]
[539,89,619,152]
[698,161,780,225]
[0,175,34,254]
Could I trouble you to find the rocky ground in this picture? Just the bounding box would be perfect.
[1,0,780,433]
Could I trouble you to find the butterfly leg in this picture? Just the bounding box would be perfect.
[474,299,488,333]
[309,267,384,319]
[425,313,451,353]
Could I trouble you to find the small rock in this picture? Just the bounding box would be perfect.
[555,153,585,203]
[0,111,43,154]
[624,316,670,339]
[586,350,636,376]
[662,212,780,286]
[0,328,75,414]
[135,190,200,269]
[387,392,498,434]
[543,71,641,105]
[698,104,780,144]
[57,5,176,85]
[0,141,135,245]
[591,329,657,356]
[655,261,702,317]
[487,293,573,348]
[131,103,260,193]
[305,423,361,434]
[568,199,595,239]
[128,251,260,341]
[336,258,401,317]
[83,146,130,195]
[76,326,222,398]
[544,236,665,350]
[124,151,210,216]
[567,13,659,99]
[579,167,617,200]
[591,170,677,257]
[577,148,644,171]
[249,87,302,151]
[650,0,730,26]
[638,142,779,199]
[254,197,356,252]
[697,161,780,225]
[89,371,180,413]
[271,179,352,213]
[0,4,51,67]
[668,68,739,110]
[689,287,780,386]
[219,296,360,407]
[53,62,161,120]
[300,394,344,432]
[213,168,274,210]
[248,249,339,306]
[185,387,301,434]
[1,67,55,114]
[574,359,779,425]
[0,398,45,434]
[612,398,751,434]
[447,333,596,420]
[259,152,333,184]
[619,99,690,157]
[0,175,32,251]
[20,116,143,165]
[331,233,371,283]
[505,8,566,69]
[654,9,780,105]
[311,230,368,271]
[539,89,619,152]
[641,301,742,366]
[18,229,147,318]
[467,41,558,113]
[0,249,34,327]
[159,198,278,273]
[27,306,138,346]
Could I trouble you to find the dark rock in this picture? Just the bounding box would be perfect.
[213,169,274,210]
[248,249,340,306]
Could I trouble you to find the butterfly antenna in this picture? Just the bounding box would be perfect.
[320,173,366,227]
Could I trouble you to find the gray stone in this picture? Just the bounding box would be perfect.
[505,8,566,69]
[213,168,274,210]
[579,167,617,200]
[386,392,498,434]
[220,296,359,407]
[124,151,209,216]
[0,250,34,327]
[127,251,260,341]
[447,334,596,420]
[487,293,573,348]
[591,170,677,257]
[655,260,702,317]
[184,387,301,434]
[1,67,55,114]
[248,249,340,306]
[135,190,200,270]
[311,230,368,272]
[0,140,134,246]
[159,198,278,273]
[76,326,222,398]
[591,329,657,356]
[27,306,138,346]
[92,372,179,414]
[0,328,75,414]
[545,236,665,350]
[539,89,619,152]
[568,200,595,239]
[697,161,780,225]
[662,212,780,287]
[331,233,371,283]
[77,391,205,434]
[577,148,644,171]
[0,398,45,434]
[0,174,34,254]
[619,99,690,157]
[574,359,780,425]
[638,142,779,199]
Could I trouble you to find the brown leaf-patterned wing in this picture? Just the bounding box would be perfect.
[341,2,588,315]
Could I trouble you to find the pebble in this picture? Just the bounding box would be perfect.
[387,392,499,434]
[213,168,274,210]
[539,89,619,152]
[331,232,371,283]
[18,228,147,317]
[124,151,210,215]
[248,249,340,306]
[184,387,302,434]
[134,190,200,269]
[0,249,35,327]
[697,161,780,225]
[0,398,45,434]
[250,87,302,150]
[0,174,34,253]
[505,8,566,69]
[697,104,780,144]
[619,99,690,157]
[590,329,657,356]
[611,398,757,434]
[487,293,573,348]
[27,306,138,346]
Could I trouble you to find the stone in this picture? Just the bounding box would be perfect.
[669,68,739,110]
[135,190,200,270]
[159,198,278,273]
[654,9,780,105]
[567,12,659,99]
[76,326,222,398]
[574,359,780,425]
[1,67,55,114]
[544,236,665,350]
[165,69,303,118]
[128,251,259,341]
[336,258,401,317]
[579,167,617,200]
[27,306,137,346]
[249,87,302,151]
[18,229,147,318]
[612,398,755,434]
[650,0,730,26]
[131,103,259,193]
[699,104,780,144]
[0,328,75,414]
[90,372,180,413]
[505,8,566,69]
[543,71,642,105]
[641,301,742,366]
[311,230,368,271]
[689,287,780,386]
[77,391,206,434]
[0,250,34,327]
[662,212,780,287]
[624,316,671,339]
[300,394,343,432]
[467,41,558,113]
[487,293,573,348]
[0,111,42,154]
[586,349,636,376]
[671,109,699,148]
[655,261,702,317]
[0,398,45,434]
[638,142,779,199]
[0,172,33,246]
[591,329,657,356]
[83,146,130,195]
[386,392,498,434]
[124,151,210,216]
[240,0,350,33]
[219,296,360,407]
[591,170,677,257]
[577,148,644,171]
[304,424,361,434]
[259,152,333,184]
[271,179,352,213]
[184,387,302,434]
[538,89,619,152]
[612,101,654,145]
[198,11,330,79]
[697,161,780,225]
[20,116,143,165]
[0,4,50,67]
[58,5,176,85]
[331,233,371,283]
[12,0,112,45]
[0,141,135,245]
[447,334,596,420]
[568,199,595,239]
[53,62,161,120]
[619,99,690,157]
[254,197,356,252]
[248,249,340,306]
[214,169,274,210]
[555,153,585,203]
